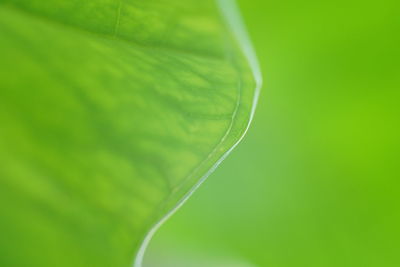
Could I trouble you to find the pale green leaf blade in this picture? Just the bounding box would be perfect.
[0,0,260,266]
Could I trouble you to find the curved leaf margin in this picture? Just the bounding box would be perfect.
[133,0,262,265]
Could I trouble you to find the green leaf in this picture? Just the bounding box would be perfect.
[0,0,260,266]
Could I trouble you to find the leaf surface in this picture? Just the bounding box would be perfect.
[0,0,260,266]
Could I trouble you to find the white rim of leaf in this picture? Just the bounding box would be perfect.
[133,1,262,266]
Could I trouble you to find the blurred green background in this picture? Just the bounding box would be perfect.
[145,0,400,266]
